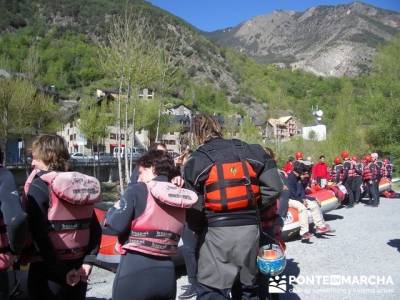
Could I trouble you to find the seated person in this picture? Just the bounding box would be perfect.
[287,161,334,241]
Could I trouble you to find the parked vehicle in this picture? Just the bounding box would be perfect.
[94,152,117,164]
[113,147,145,160]
[70,152,94,163]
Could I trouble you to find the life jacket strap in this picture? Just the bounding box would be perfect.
[129,230,180,242]
[127,238,178,252]
[49,218,92,231]
[205,178,259,193]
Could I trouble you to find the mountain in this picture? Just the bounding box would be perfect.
[207,2,400,77]
[0,0,244,107]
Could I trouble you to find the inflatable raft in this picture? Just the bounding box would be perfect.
[379,177,392,193]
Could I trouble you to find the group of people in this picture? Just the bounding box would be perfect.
[0,112,394,300]
[283,150,393,208]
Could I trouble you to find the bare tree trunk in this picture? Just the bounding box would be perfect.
[0,137,6,166]
[124,84,130,184]
[91,142,96,178]
[117,77,124,194]
[155,93,163,143]
[130,104,136,177]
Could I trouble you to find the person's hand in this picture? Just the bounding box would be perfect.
[171,176,184,187]
[66,269,80,286]
[77,264,93,283]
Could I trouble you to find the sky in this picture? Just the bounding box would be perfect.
[148,0,400,32]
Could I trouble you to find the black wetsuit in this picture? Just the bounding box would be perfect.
[105,175,176,300]
[0,167,28,300]
[184,138,283,300]
[26,176,101,300]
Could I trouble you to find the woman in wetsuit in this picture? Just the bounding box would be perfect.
[25,135,101,300]
[105,150,196,300]
[0,147,28,300]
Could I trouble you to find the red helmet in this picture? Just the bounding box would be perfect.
[295,151,304,160]
[334,157,342,165]
[365,155,372,163]
[341,151,349,159]
[352,155,358,161]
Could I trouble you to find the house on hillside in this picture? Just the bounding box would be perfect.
[96,88,155,101]
[57,122,150,155]
[266,116,300,140]
[161,104,194,153]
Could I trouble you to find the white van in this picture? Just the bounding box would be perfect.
[113,147,145,159]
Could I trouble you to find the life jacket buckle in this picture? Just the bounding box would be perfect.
[243,177,251,186]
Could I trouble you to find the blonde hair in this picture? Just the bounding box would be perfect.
[192,113,222,145]
[32,134,70,171]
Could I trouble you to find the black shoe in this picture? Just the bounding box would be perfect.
[179,285,197,299]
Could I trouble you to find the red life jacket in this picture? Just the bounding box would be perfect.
[122,181,197,257]
[331,164,343,183]
[363,163,379,181]
[385,163,393,178]
[354,162,363,176]
[24,170,101,261]
[0,216,13,270]
[283,161,293,173]
[343,160,355,177]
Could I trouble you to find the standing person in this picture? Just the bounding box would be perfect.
[130,142,168,183]
[311,155,330,187]
[383,158,394,180]
[184,113,283,300]
[176,149,199,300]
[352,156,363,204]
[330,157,343,184]
[287,161,334,242]
[282,156,294,173]
[105,150,197,300]
[363,155,380,207]
[0,147,28,300]
[341,151,355,208]
[295,151,304,162]
[25,135,102,300]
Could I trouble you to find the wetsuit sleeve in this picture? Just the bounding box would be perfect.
[83,212,102,264]
[258,158,283,208]
[26,178,56,261]
[104,182,147,236]
[0,169,28,254]
[183,155,208,234]
[130,165,140,184]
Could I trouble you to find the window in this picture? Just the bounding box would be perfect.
[70,135,73,141]
[110,133,116,139]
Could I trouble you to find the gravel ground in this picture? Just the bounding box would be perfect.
[86,197,400,300]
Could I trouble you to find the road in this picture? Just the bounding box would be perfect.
[86,196,400,300]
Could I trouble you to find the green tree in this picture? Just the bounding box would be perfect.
[238,116,263,145]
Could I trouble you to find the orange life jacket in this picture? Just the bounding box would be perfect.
[200,141,261,213]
